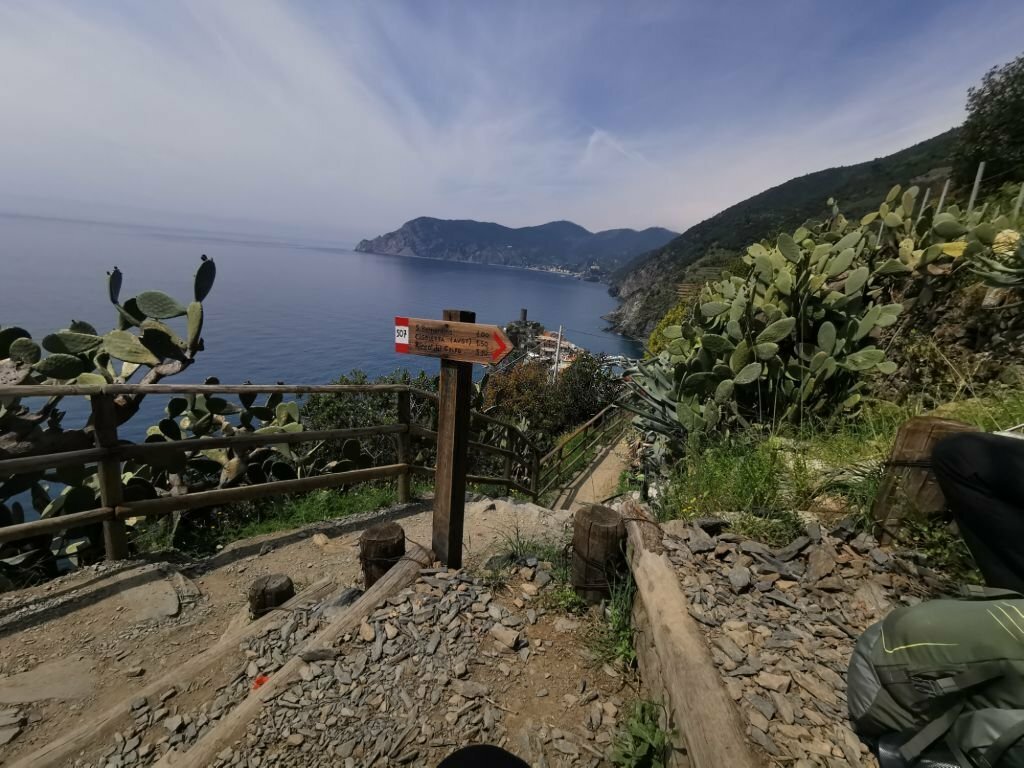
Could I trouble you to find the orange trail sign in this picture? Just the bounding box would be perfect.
[395,316,513,365]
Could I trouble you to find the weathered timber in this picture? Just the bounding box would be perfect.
[92,394,129,560]
[432,309,474,568]
[872,416,980,534]
[0,507,116,544]
[571,504,626,604]
[117,464,408,517]
[359,521,406,588]
[623,499,763,768]
[396,389,412,503]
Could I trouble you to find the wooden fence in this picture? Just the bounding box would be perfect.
[0,383,542,561]
[0,383,629,561]
[536,404,629,498]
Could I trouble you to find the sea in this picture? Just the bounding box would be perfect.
[2,213,640,434]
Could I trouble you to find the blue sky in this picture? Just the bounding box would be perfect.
[2,1,1023,243]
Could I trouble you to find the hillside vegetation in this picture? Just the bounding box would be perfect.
[608,129,960,338]
[356,216,677,274]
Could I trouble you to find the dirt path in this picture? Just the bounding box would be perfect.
[0,497,575,765]
[554,440,631,512]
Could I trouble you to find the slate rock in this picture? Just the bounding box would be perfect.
[687,526,716,554]
[775,536,810,562]
[805,545,837,582]
[727,566,752,593]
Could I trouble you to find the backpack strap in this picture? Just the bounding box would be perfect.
[981,719,1024,768]
[910,665,1006,699]
[961,585,1024,600]
[898,702,966,763]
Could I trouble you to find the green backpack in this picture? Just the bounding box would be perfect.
[848,588,1024,767]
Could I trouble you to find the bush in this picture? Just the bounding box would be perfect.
[483,352,621,452]
[659,434,805,547]
[954,53,1024,187]
[301,368,437,465]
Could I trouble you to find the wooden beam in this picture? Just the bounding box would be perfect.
[117,464,408,518]
[0,383,416,398]
[116,424,405,461]
[409,465,533,498]
[0,446,107,475]
[410,424,518,461]
[0,466,409,547]
[155,541,432,766]
[8,577,339,768]
[431,309,474,568]
[623,500,763,768]
[92,394,129,560]
[0,507,115,544]
[396,390,412,504]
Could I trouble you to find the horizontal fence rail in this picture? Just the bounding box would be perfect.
[537,404,629,498]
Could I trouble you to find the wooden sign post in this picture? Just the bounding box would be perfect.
[394,310,514,567]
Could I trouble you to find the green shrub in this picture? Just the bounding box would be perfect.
[484,352,620,453]
[659,434,805,547]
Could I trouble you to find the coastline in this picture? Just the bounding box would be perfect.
[353,247,609,284]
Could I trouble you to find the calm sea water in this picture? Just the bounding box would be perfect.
[3,213,639,432]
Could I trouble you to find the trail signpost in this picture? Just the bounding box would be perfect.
[394,316,512,365]
[394,311,514,567]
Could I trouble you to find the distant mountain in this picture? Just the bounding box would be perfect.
[355,217,677,275]
[607,129,961,338]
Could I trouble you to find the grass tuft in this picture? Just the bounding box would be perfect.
[611,699,673,768]
[589,572,637,665]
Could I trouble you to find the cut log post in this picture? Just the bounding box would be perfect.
[872,416,979,536]
[623,499,763,768]
[571,504,626,604]
[396,389,412,504]
[247,573,295,618]
[359,521,406,588]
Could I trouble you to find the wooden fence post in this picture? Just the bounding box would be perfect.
[432,309,474,568]
[360,522,406,588]
[571,504,625,604]
[503,425,514,495]
[530,449,540,502]
[91,394,128,560]
[872,416,979,538]
[396,389,411,504]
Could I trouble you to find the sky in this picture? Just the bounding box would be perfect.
[2,1,1024,244]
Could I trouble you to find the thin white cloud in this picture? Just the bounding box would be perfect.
[0,1,1022,242]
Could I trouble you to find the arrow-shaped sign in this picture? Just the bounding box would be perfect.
[395,317,515,366]
[490,330,508,362]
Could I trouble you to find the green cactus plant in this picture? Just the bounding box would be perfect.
[629,180,1024,445]
[627,198,905,441]
[1,257,223,570]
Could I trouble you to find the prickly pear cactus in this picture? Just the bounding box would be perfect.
[629,180,1024,442]
[629,196,905,438]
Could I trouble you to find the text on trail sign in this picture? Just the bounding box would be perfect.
[395,316,513,365]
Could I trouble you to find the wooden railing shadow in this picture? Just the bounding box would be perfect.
[0,565,169,638]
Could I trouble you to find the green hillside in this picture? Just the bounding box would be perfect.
[607,129,961,338]
[356,217,677,273]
